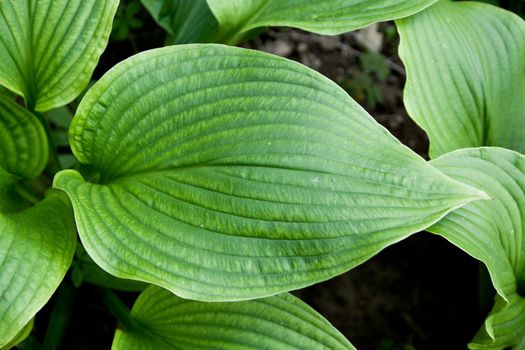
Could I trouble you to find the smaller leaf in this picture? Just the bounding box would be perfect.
[0,0,119,111]
[141,0,219,44]
[397,1,525,158]
[0,95,48,179]
[112,286,354,350]
[206,0,438,44]
[0,191,76,348]
[429,147,525,348]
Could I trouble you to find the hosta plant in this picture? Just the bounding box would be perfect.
[0,0,523,349]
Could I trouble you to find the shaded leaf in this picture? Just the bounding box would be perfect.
[207,0,437,44]
[54,44,484,301]
[0,95,47,179]
[397,1,525,158]
[0,95,47,213]
[112,286,354,350]
[141,0,219,44]
[0,0,118,111]
[429,147,525,349]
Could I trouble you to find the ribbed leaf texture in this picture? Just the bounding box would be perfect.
[112,286,354,350]
[0,95,45,215]
[54,44,485,301]
[141,0,219,44]
[0,192,76,348]
[397,0,525,158]
[0,0,118,111]
[429,148,525,349]
[206,0,437,43]
[0,94,76,347]
[0,95,47,179]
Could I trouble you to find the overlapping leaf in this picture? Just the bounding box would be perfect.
[0,0,118,111]
[0,95,47,179]
[1,319,33,350]
[0,192,76,348]
[141,0,219,44]
[0,95,46,214]
[112,286,354,350]
[54,44,484,301]
[0,95,76,347]
[397,1,525,158]
[75,245,147,291]
[206,0,437,44]
[429,148,525,349]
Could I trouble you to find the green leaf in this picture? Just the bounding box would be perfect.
[397,1,525,158]
[0,0,118,111]
[53,44,485,301]
[0,94,47,212]
[112,286,354,350]
[0,190,76,348]
[1,318,33,350]
[429,147,525,349]
[206,0,437,44]
[141,0,220,44]
[0,95,47,179]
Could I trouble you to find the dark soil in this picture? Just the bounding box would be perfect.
[31,16,491,350]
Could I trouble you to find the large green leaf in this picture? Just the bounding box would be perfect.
[141,0,219,44]
[112,286,354,350]
[0,190,76,348]
[397,1,525,158]
[0,0,118,111]
[429,147,525,349]
[54,44,484,301]
[206,0,437,44]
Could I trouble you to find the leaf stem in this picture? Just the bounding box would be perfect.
[42,283,75,350]
[14,183,40,204]
[101,289,137,331]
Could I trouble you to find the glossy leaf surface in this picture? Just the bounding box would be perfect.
[141,0,219,44]
[54,44,484,301]
[112,286,354,350]
[397,1,525,158]
[206,0,437,43]
[0,0,118,111]
[0,190,76,348]
[429,148,525,349]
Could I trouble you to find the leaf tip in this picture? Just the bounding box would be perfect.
[53,169,85,192]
